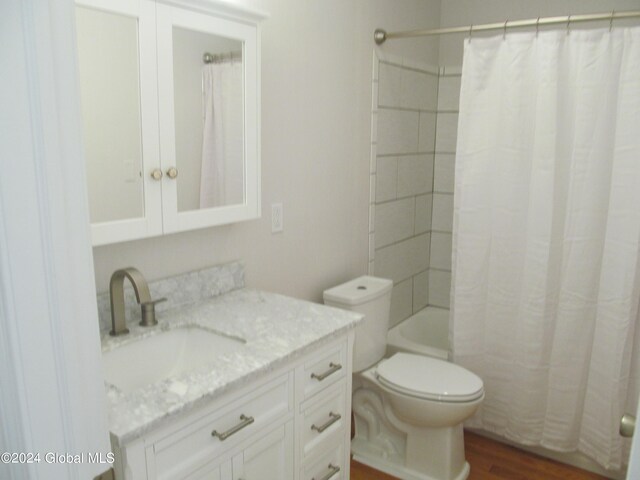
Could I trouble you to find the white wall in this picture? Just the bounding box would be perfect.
[439,0,640,66]
[92,0,441,299]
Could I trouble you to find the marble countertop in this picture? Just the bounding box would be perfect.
[102,288,362,445]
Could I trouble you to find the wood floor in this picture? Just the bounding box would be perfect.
[350,431,611,480]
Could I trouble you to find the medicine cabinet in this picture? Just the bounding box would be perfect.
[75,0,266,246]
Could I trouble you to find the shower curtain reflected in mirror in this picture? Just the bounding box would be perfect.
[451,27,640,470]
[200,60,243,209]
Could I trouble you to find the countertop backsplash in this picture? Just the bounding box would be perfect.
[96,261,245,332]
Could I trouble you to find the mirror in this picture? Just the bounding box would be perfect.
[172,28,245,212]
[76,6,145,224]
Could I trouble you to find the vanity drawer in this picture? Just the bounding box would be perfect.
[300,382,347,460]
[152,374,292,480]
[301,443,345,480]
[303,341,347,400]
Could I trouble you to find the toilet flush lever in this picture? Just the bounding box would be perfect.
[311,362,342,381]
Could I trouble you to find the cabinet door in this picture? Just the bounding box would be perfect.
[183,460,229,480]
[231,422,294,480]
[156,3,260,234]
[75,0,163,245]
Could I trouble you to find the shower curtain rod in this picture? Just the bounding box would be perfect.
[374,9,640,44]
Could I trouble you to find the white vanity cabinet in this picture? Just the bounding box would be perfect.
[112,335,354,480]
[75,0,265,246]
[184,421,294,480]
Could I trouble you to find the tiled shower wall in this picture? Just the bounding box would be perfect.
[428,67,461,308]
[369,57,461,322]
[369,54,438,327]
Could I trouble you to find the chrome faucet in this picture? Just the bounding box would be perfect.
[109,267,166,336]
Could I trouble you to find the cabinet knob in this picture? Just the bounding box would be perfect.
[166,167,178,179]
[621,414,636,437]
[150,169,163,180]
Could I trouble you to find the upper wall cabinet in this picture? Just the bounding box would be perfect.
[75,0,267,246]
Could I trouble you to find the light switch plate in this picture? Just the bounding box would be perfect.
[271,203,283,233]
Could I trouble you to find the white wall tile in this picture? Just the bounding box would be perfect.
[372,54,379,81]
[371,112,378,148]
[379,63,438,111]
[434,153,455,193]
[397,154,433,198]
[402,58,439,76]
[432,193,454,232]
[413,270,429,312]
[369,174,376,203]
[429,269,451,309]
[435,112,458,153]
[375,157,397,202]
[369,203,375,233]
[418,112,436,152]
[389,278,413,328]
[415,194,432,235]
[437,75,461,111]
[377,109,420,155]
[375,198,415,248]
[378,63,403,108]
[369,232,375,262]
[370,143,377,173]
[372,81,379,111]
[443,66,462,76]
[375,233,430,284]
[403,69,438,111]
[430,232,452,271]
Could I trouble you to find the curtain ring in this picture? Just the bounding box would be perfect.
[610,10,615,32]
[468,24,473,43]
[536,17,540,37]
[566,15,571,34]
[503,20,508,39]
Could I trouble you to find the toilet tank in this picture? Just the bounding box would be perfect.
[323,276,393,372]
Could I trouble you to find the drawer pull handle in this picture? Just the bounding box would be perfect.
[312,463,340,480]
[311,362,342,381]
[211,414,254,441]
[311,412,341,433]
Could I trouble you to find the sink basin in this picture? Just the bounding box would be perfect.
[103,326,245,393]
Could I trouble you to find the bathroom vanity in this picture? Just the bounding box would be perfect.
[99,264,360,480]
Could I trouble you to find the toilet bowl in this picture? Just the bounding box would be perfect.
[324,276,484,480]
[375,353,484,428]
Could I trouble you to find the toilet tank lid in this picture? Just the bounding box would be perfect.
[323,276,393,306]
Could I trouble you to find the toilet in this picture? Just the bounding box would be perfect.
[324,276,483,480]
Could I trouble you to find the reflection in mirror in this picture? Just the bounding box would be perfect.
[172,28,244,212]
[76,7,145,223]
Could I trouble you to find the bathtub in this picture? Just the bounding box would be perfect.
[387,306,449,360]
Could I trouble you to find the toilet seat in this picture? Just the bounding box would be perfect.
[376,353,484,403]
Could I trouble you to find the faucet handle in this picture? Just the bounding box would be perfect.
[139,297,167,327]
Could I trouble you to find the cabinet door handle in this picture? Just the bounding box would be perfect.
[150,168,163,180]
[211,414,254,441]
[310,362,342,381]
[166,167,178,179]
[312,463,340,480]
[311,412,341,433]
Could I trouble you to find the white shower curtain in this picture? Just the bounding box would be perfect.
[451,27,640,469]
[200,61,243,208]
